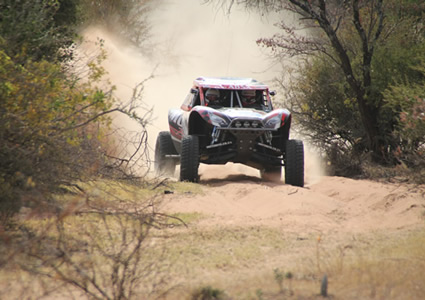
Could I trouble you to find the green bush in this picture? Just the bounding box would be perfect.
[0,48,113,215]
[384,61,425,169]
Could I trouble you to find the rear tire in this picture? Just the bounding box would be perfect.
[285,139,304,187]
[155,131,178,176]
[180,135,199,182]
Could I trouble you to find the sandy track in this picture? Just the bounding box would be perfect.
[162,164,425,234]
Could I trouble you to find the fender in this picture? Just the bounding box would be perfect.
[187,107,212,136]
[168,108,184,141]
[262,109,291,130]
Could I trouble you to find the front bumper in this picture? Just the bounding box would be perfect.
[200,127,284,167]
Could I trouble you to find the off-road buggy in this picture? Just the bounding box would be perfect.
[154,77,304,187]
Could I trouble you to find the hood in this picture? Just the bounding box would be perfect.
[215,107,268,119]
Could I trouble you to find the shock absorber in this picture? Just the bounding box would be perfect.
[211,126,220,144]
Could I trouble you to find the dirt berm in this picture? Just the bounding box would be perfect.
[159,164,425,299]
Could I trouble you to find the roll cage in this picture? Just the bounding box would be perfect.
[180,77,274,111]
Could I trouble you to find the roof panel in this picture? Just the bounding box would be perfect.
[193,76,269,90]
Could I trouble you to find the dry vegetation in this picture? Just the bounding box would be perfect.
[1,1,424,299]
[1,178,424,300]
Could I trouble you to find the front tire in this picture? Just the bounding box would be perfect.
[285,139,304,187]
[180,135,199,182]
[155,131,178,176]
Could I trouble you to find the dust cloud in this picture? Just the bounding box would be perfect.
[79,0,324,183]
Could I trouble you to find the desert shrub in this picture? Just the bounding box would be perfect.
[191,286,227,300]
[0,47,114,216]
[383,60,425,169]
[0,0,154,220]
[5,181,179,299]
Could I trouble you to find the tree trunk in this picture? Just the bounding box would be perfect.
[356,94,385,162]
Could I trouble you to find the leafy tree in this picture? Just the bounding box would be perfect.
[280,56,367,174]
[210,0,425,167]
[0,0,78,63]
[54,0,79,27]
[278,1,424,173]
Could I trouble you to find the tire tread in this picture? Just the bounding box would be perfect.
[285,139,304,187]
[180,135,199,182]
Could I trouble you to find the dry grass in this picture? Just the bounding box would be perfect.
[362,160,425,185]
[290,230,425,300]
[1,179,424,299]
[0,178,203,299]
[330,230,425,299]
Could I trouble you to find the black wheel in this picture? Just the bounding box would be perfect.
[260,167,282,182]
[155,131,178,176]
[180,135,199,182]
[285,139,304,187]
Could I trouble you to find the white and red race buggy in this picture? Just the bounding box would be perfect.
[155,77,304,187]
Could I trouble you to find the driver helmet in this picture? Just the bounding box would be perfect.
[205,89,220,105]
[241,90,256,106]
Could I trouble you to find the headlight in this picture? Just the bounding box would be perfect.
[264,115,281,129]
[209,113,229,127]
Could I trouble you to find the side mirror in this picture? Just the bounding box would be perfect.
[270,90,276,96]
[190,88,198,94]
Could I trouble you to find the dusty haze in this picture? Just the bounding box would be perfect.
[57,5,425,298]
[79,0,323,182]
